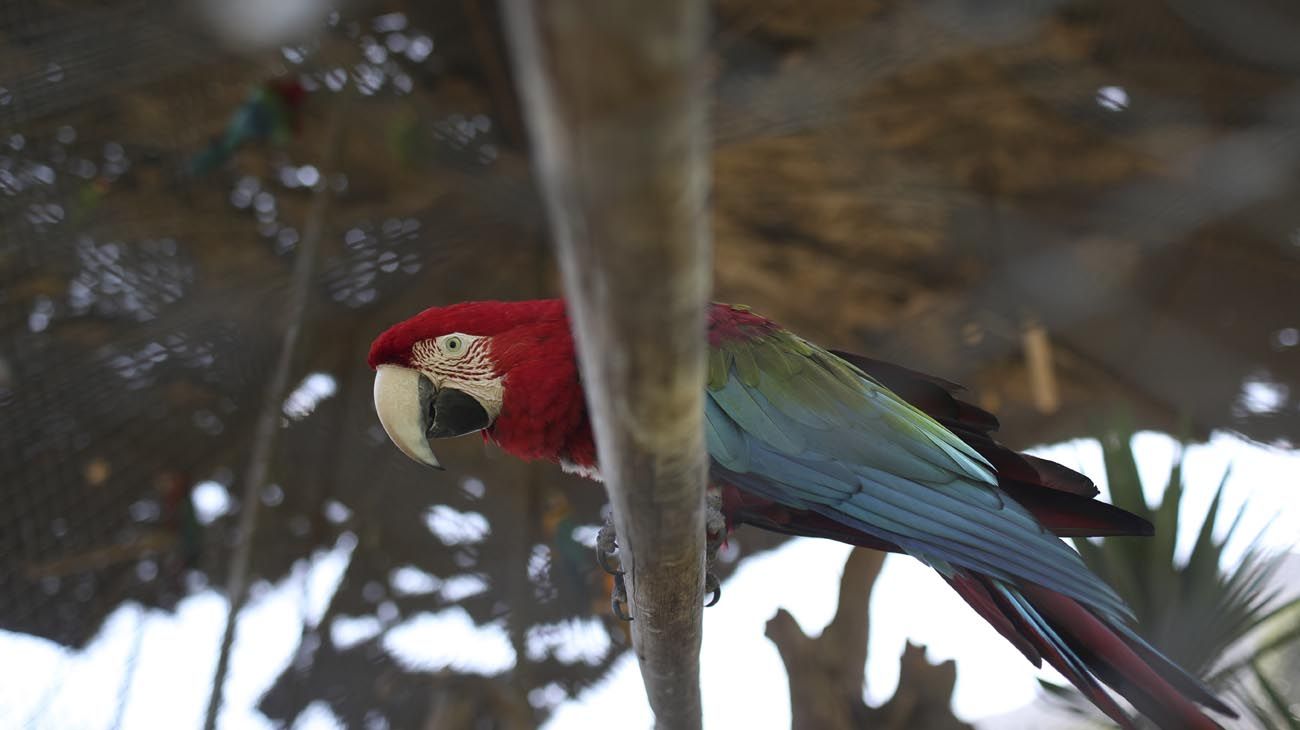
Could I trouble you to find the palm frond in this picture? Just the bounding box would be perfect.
[1249,661,1300,730]
[1048,427,1300,728]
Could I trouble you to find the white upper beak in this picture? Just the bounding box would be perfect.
[373,364,442,469]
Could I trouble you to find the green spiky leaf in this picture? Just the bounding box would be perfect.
[1249,661,1300,730]
[1051,424,1300,728]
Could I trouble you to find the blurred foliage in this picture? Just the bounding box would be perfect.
[1043,426,1300,728]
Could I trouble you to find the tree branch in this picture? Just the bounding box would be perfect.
[767,549,972,730]
[766,548,885,730]
[499,2,711,729]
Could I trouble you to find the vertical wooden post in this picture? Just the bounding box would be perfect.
[500,2,711,728]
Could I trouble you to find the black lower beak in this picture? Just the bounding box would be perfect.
[427,387,491,439]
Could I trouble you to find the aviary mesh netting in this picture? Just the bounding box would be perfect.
[0,2,640,725]
[2,0,1298,727]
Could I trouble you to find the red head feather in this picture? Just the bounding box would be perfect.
[368,299,596,468]
[368,299,567,368]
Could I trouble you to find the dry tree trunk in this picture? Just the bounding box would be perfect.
[500,1,712,728]
[766,549,973,730]
[766,548,885,730]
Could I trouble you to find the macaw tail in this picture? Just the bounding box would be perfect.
[737,347,1234,726]
[946,571,1234,730]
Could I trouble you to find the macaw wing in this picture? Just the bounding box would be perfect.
[704,328,1131,621]
[831,349,1152,538]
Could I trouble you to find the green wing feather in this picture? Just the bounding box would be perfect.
[705,325,1133,622]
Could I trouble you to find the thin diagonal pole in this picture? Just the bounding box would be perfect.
[201,102,345,730]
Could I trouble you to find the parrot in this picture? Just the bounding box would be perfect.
[541,491,633,644]
[540,491,603,611]
[368,298,1234,730]
[187,78,307,176]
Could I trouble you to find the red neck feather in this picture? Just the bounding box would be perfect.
[486,306,596,468]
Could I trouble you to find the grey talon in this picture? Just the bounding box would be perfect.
[704,572,721,607]
[611,573,632,621]
[596,518,624,575]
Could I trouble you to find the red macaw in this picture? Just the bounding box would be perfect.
[368,299,1233,730]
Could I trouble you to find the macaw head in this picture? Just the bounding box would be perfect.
[367,299,592,471]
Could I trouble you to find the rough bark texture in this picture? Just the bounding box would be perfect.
[767,549,972,730]
[500,2,712,729]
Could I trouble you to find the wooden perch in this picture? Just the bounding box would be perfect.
[767,549,972,730]
[500,2,711,729]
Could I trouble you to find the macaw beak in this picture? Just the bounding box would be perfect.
[372,365,492,469]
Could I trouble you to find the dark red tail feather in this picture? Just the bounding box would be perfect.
[944,573,1231,730]
[945,572,1138,728]
[998,480,1153,537]
[994,582,1140,729]
[946,573,1043,665]
[1022,584,1232,730]
[951,426,1102,498]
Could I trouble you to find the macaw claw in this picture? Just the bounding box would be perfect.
[598,501,724,619]
[704,487,725,608]
[611,573,632,621]
[705,572,721,607]
[596,516,623,575]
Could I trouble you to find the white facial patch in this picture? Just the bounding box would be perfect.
[410,333,504,421]
[560,460,603,482]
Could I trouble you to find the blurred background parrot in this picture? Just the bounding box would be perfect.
[541,491,633,645]
[367,298,1235,730]
[187,77,307,176]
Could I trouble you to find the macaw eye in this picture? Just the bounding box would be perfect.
[441,335,465,356]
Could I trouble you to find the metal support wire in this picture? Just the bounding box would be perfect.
[201,101,346,730]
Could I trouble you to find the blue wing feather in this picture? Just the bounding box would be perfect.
[711,376,805,454]
[708,332,1134,623]
[704,397,749,472]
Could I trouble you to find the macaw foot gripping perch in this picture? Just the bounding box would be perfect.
[597,493,725,621]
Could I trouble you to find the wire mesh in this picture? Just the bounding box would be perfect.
[0,1,652,726]
[2,0,1299,727]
